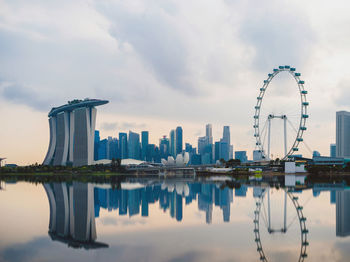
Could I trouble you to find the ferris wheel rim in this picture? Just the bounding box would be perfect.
[253,65,309,160]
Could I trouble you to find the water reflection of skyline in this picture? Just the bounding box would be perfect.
[43,179,350,252]
[94,183,235,224]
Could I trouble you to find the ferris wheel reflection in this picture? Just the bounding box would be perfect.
[253,188,309,262]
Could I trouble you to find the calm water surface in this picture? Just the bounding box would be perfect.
[0,177,349,262]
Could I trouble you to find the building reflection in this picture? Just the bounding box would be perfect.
[312,184,350,238]
[43,182,108,249]
[43,178,350,252]
[336,190,350,237]
[94,183,233,224]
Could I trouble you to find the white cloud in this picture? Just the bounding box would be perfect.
[0,0,349,163]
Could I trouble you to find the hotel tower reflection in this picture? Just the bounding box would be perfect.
[43,182,108,249]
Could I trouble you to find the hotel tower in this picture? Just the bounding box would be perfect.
[43,99,108,167]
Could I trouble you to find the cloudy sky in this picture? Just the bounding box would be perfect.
[0,0,349,165]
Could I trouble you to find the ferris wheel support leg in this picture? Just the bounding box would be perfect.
[284,117,287,157]
[268,118,271,160]
[283,190,287,232]
[268,188,271,233]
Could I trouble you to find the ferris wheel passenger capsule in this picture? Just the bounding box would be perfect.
[273,68,279,72]
[302,114,309,118]
[295,73,301,76]
[279,66,284,69]
[292,147,299,151]
[290,68,296,71]
[284,65,290,69]
[303,102,309,106]
[298,80,305,84]
[301,90,308,94]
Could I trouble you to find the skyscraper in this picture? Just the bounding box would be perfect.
[146,144,156,162]
[128,131,141,160]
[206,124,213,144]
[235,151,247,163]
[198,136,209,156]
[219,126,231,161]
[159,136,170,159]
[215,142,220,162]
[223,126,230,145]
[141,131,149,161]
[198,135,212,164]
[119,133,128,159]
[219,141,229,161]
[336,111,350,158]
[107,136,118,160]
[43,99,108,167]
[175,126,183,155]
[229,145,233,160]
[185,143,194,154]
[170,130,176,157]
[97,139,108,160]
[330,143,336,158]
[94,130,100,161]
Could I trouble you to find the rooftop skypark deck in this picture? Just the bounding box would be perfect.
[48,98,109,117]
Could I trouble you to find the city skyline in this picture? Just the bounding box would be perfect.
[2,0,350,164]
[93,123,234,165]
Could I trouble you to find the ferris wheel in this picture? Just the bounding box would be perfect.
[254,66,309,160]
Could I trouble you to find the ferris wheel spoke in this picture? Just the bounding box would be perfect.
[301,140,313,155]
[286,213,299,230]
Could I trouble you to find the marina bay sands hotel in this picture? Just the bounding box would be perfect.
[43,99,108,167]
